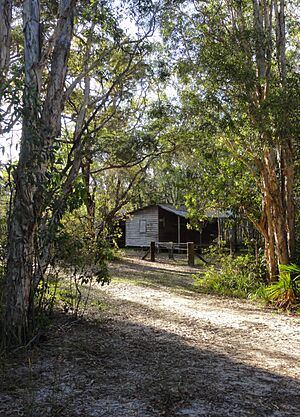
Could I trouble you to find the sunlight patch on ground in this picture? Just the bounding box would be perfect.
[101,282,300,380]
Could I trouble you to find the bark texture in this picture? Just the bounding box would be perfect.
[3,0,75,346]
[0,0,11,73]
[0,0,12,117]
[250,0,294,280]
[3,0,41,345]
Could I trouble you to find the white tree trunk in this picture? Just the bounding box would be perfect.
[0,0,11,74]
[3,0,75,346]
[3,0,41,346]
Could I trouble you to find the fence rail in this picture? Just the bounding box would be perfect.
[157,242,188,252]
[141,241,209,266]
[142,241,199,266]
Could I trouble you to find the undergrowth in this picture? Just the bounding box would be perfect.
[264,264,300,310]
[193,246,300,311]
[193,252,266,299]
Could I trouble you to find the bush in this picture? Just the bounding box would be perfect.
[35,211,112,318]
[264,264,300,310]
[193,253,266,299]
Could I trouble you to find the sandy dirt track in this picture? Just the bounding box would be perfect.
[1,253,300,416]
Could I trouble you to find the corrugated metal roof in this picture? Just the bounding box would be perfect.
[129,204,231,219]
[157,204,187,217]
[159,205,231,219]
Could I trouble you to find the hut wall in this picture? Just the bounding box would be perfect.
[125,205,230,247]
[158,207,179,242]
[125,206,159,247]
[158,207,201,243]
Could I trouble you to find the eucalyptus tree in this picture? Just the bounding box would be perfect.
[0,0,12,132]
[1,0,76,346]
[0,0,158,346]
[0,0,11,82]
[162,0,300,279]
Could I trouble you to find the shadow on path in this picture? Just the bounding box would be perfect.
[110,257,202,293]
[1,298,299,417]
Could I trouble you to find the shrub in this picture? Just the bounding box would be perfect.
[193,253,266,298]
[264,264,300,310]
[35,211,111,318]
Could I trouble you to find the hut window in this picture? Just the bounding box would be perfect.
[139,219,147,233]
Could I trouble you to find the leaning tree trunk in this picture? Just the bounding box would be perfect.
[261,195,278,281]
[249,0,295,280]
[264,231,277,282]
[281,141,295,258]
[258,146,294,281]
[263,149,290,263]
[2,0,75,347]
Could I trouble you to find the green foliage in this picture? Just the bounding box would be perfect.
[34,210,112,318]
[264,264,300,310]
[193,253,266,299]
[160,0,300,271]
[54,212,111,284]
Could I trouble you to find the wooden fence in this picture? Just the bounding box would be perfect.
[142,241,208,266]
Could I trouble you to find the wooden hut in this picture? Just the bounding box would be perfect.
[125,204,227,247]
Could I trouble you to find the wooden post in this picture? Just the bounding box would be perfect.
[150,241,155,262]
[169,241,174,259]
[187,242,194,266]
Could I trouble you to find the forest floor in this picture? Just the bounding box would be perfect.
[1,250,300,417]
